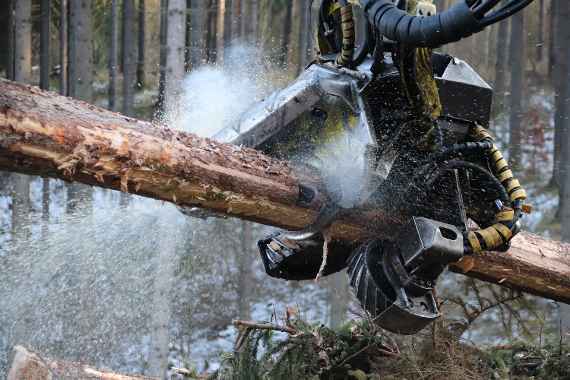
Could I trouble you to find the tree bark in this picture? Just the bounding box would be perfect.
[0,79,570,304]
[40,0,51,90]
[14,0,32,83]
[8,345,157,380]
[123,0,137,116]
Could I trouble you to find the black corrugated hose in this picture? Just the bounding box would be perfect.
[359,0,534,47]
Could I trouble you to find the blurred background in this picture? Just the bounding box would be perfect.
[0,0,569,378]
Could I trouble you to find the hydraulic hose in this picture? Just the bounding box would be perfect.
[337,0,356,66]
[359,0,534,47]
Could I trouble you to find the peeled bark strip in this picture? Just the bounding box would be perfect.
[0,79,569,304]
[8,346,156,380]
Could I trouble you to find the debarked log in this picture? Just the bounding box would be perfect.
[0,79,569,304]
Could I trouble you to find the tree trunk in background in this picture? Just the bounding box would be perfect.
[548,0,556,80]
[558,37,570,340]
[258,0,276,60]
[157,0,167,113]
[237,221,253,319]
[242,0,259,43]
[205,0,218,63]
[14,0,32,83]
[493,10,509,107]
[165,0,187,108]
[144,0,161,89]
[122,0,137,116]
[288,0,310,74]
[218,0,229,65]
[109,0,119,111]
[231,0,242,41]
[148,214,179,378]
[137,0,146,88]
[508,10,524,166]
[536,0,544,61]
[60,0,68,95]
[189,0,206,69]
[65,183,93,215]
[41,178,50,238]
[11,174,31,241]
[299,0,311,69]
[69,0,93,101]
[280,3,293,68]
[7,0,15,80]
[231,0,240,40]
[552,0,570,189]
[40,0,51,90]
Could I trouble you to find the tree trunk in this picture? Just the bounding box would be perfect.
[123,0,137,116]
[231,0,242,41]
[493,5,509,108]
[205,0,218,63]
[14,0,32,83]
[218,0,229,65]
[109,0,119,111]
[147,212,179,378]
[189,0,206,69]
[40,0,51,90]
[552,0,570,188]
[1,79,570,304]
[157,0,168,113]
[11,173,30,240]
[69,0,93,101]
[280,3,293,68]
[59,0,68,95]
[143,0,161,89]
[508,10,524,166]
[137,0,146,88]
[237,221,253,319]
[7,0,15,80]
[536,0,544,61]
[559,6,570,341]
[165,0,187,110]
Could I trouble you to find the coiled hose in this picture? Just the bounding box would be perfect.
[466,125,528,253]
[360,0,534,47]
[337,0,356,66]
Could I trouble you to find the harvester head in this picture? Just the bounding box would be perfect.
[211,0,533,334]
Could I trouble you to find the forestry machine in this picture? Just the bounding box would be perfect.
[216,0,534,334]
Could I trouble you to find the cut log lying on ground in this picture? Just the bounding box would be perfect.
[8,345,157,380]
[0,78,569,304]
